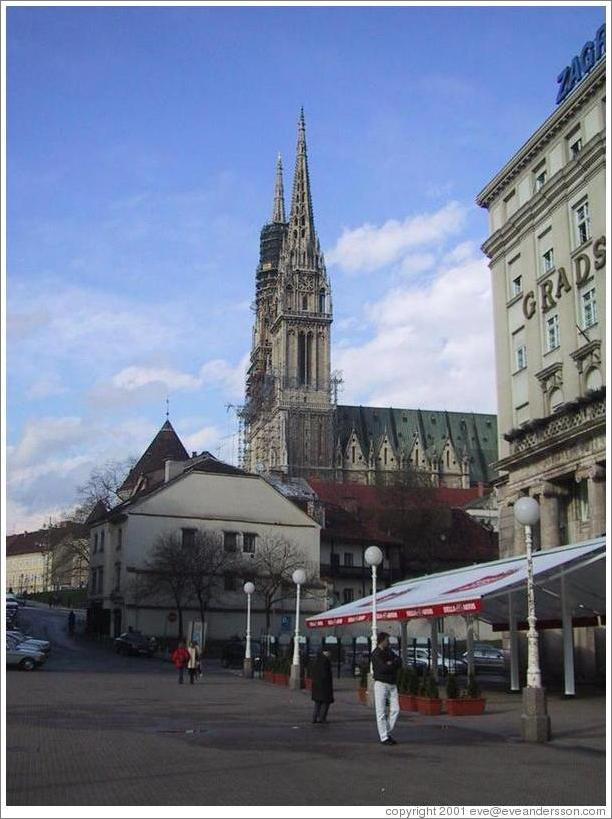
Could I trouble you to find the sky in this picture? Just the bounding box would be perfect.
[5,3,606,533]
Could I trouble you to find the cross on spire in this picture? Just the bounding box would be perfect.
[165,395,170,420]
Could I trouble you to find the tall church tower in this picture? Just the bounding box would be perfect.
[245,111,334,477]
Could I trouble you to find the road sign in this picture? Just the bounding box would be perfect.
[281,615,291,632]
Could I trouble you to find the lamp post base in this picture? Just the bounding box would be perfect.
[521,686,551,742]
[289,664,301,690]
[243,658,253,678]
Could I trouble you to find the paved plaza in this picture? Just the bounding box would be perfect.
[5,606,607,807]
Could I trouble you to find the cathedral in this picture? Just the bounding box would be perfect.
[245,112,498,489]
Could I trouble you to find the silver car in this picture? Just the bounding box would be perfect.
[6,638,46,671]
[7,630,51,653]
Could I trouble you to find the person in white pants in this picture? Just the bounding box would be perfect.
[371,632,401,745]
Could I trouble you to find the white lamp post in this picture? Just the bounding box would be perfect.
[364,545,383,702]
[243,581,255,678]
[289,568,307,690]
[514,496,551,742]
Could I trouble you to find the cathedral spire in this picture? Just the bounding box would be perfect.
[272,153,286,223]
[287,107,317,263]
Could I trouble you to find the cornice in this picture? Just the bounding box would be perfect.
[477,62,605,209]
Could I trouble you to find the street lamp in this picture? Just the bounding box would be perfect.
[289,568,307,690]
[364,545,383,700]
[243,581,255,678]
[514,496,551,742]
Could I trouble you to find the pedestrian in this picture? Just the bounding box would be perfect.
[310,648,334,724]
[67,610,76,636]
[371,631,401,745]
[171,640,190,684]
[187,640,201,685]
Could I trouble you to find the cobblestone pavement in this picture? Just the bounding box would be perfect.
[5,606,606,807]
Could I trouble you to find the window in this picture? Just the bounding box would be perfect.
[511,275,523,297]
[330,553,340,570]
[351,445,356,464]
[97,568,104,594]
[574,200,591,246]
[116,528,123,550]
[343,552,353,567]
[99,531,105,552]
[342,588,354,604]
[224,573,236,592]
[114,563,121,592]
[542,247,555,274]
[581,288,597,328]
[319,290,326,313]
[302,295,308,311]
[243,533,256,554]
[182,528,196,548]
[504,189,516,219]
[534,167,547,192]
[515,345,527,371]
[223,532,238,552]
[93,533,98,554]
[576,479,589,523]
[549,388,564,412]
[546,315,560,351]
[90,568,97,593]
[569,136,582,160]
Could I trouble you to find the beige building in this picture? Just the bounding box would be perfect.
[476,42,606,684]
[87,421,322,640]
[477,54,606,561]
[6,522,89,593]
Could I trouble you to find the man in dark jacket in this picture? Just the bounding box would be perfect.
[371,632,401,744]
[310,649,334,723]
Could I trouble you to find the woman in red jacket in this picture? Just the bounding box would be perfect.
[171,640,190,684]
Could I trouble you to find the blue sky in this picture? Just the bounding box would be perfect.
[6,4,606,532]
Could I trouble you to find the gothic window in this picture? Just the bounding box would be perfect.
[302,295,308,311]
[351,445,356,464]
[384,447,388,466]
[319,289,326,313]
[298,333,306,385]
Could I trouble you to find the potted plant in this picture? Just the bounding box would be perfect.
[416,672,443,716]
[263,656,275,683]
[445,673,486,716]
[275,656,290,685]
[357,663,368,704]
[398,667,417,712]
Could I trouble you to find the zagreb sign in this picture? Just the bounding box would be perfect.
[556,23,605,105]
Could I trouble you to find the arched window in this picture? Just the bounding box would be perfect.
[319,289,326,313]
[302,294,308,311]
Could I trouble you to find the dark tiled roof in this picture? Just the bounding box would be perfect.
[7,522,88,556]
[335,405,498,484]
[186,456,247,477]
[85,500,109,525]
[309,479,482,511]
[119,420,189,493]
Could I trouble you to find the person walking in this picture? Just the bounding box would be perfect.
[67,610,76,636]
[372,632,401,745]
[310,648,334,724]
[171,640,190,684]
[187,640,201,685]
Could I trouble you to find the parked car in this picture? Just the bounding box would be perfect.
[410,647,467,676]
[462,644,506,672]
[6,638,47,671]
[7,630,51,653]
[114,631,156,657]
[220,639,262,668]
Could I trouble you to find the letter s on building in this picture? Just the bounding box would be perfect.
[523,290,537,320]
[594,235,606,270]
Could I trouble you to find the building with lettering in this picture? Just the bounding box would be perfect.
[476,42,605,562]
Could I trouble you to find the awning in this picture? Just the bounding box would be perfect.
[306,537,606,629]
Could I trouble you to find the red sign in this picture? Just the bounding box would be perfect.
[443,569,518,595]
[167,611,177,622]
[306,598,481,628]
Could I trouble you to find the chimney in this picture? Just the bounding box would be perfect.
[164,459,185,483]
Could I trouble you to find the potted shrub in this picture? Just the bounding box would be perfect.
[446,673,486,716]
[416,672,442,716]
[275,656,290,685]
[357,663,368,704]
[398,667,417,712]
[263,657,275,683]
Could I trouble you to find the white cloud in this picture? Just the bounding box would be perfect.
[326,202,466,275]
[25,374,67,400]
[333,251,496,413]
[397,252,436,277]
[183,424,223,453]
[112,366,201,392]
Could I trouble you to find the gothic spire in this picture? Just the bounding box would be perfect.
[287,108,318,265]
[272,153,286,223]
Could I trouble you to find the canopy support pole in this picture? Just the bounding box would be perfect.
[430,618,439,681]
[561,572,575,697]
[400,620,408,666]
[465,615,475,677]
[509,593,520,692]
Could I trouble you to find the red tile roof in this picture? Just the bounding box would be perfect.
[308,479,482,511]
[6,522,88,557]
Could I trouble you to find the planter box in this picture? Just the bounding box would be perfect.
[263,671,274,683]
[357,687,367,704]
[416,696,442,716]
[304,678,312,691]
[398,693,417,712]
[274,674,289,686]
[445,698,486,716]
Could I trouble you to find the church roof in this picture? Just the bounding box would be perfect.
[335,405,498,484]
[118,420,189,494]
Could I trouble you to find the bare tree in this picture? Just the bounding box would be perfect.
[72,457,137,520]
[247,536,317,633]
[186,530,239,627]
[140,532,192,638]
[40,519,90,589]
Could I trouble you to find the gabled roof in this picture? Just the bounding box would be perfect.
[119,420,189,494]
[335,405,498,484]
[7,522,88,557]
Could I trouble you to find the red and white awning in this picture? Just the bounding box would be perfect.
[306,538,605,629]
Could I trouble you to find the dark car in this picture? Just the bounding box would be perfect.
[220,639,262,668]
[114,631,156,657]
